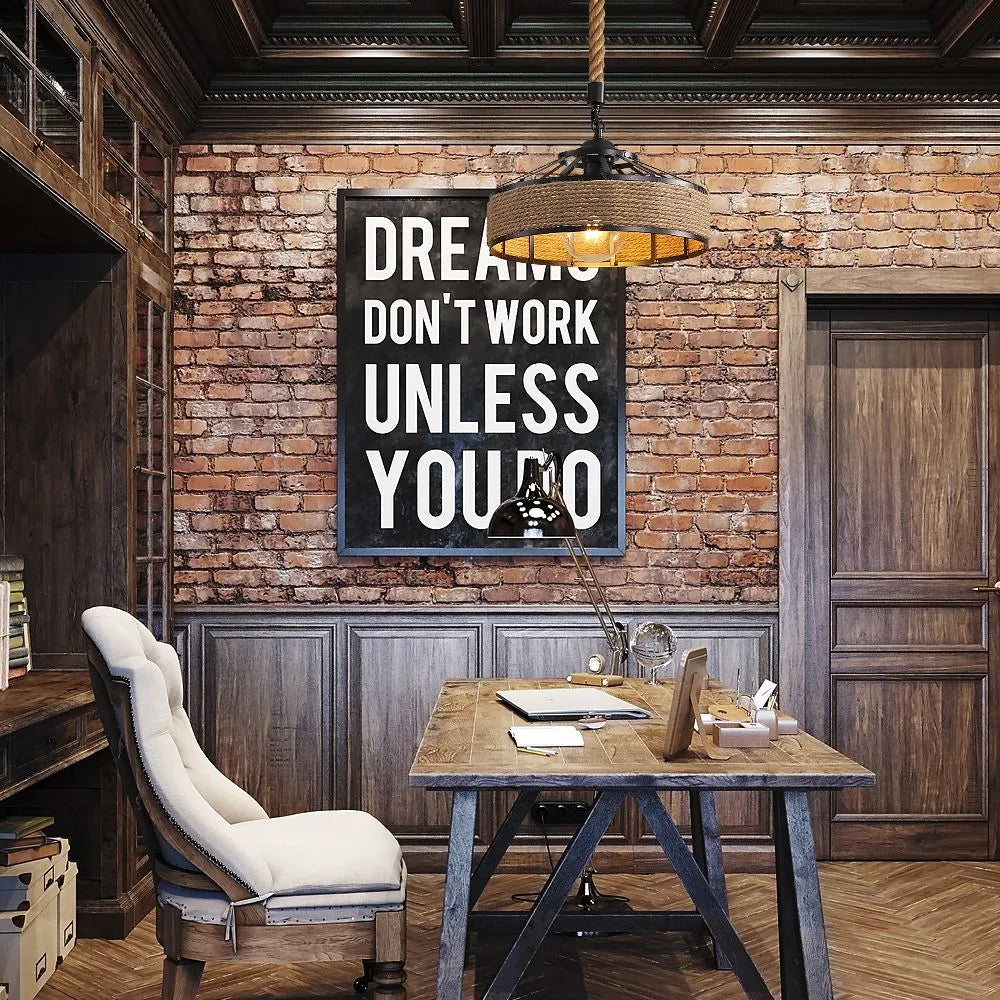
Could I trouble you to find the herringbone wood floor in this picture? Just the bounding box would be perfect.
[40,864,1000,1000]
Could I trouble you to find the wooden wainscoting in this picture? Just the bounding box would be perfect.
[175,604,778,872]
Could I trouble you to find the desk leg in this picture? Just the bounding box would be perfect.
[773,791,833,1000]
[483,790,625,1000]
[469,790,538,908]
[690,789,731,970]
[436,789,478,1000]
[635,791,773,1000]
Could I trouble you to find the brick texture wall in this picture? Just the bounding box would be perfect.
[172,142,1000,605]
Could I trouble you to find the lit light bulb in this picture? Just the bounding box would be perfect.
[560,227,623,266]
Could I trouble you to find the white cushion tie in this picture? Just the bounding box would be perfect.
[224,894,274,953]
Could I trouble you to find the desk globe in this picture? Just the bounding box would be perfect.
[630,621,677,685]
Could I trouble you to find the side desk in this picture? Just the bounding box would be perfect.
[0,670,105,798]
[0,670,154,937]
[411,677,874,1000]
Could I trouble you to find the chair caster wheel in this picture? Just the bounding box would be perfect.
[354,975,370,994]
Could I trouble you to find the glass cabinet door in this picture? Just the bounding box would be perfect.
[135,292,170,639]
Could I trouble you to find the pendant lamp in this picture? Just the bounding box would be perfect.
[485,0,711,268]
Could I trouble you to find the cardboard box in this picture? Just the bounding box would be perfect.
[56,863,76,964]
[0,888,58,1000]
[0,842,69,913]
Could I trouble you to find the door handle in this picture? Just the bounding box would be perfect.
[972,583,1000,593]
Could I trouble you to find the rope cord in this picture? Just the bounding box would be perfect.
[588,0,605,83]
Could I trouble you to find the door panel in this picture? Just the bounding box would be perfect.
[833,335,984,576]
[805,306,998,859]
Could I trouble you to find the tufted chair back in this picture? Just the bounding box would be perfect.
[83,607,270,897]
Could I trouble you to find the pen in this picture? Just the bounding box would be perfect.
[515,746,557,757]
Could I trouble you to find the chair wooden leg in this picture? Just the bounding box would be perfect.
[161,958,204,1000]
[371,907,407,993]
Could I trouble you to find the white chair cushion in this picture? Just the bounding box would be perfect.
[230,811,404,895]
[158,866,406,927]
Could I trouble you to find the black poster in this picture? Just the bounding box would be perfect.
[336,190,625,556]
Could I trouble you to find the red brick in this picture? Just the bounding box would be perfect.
[174,140,996,606]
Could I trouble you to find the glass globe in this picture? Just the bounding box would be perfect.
[630,622,677,685]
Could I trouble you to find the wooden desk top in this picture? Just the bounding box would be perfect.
[410,678,874,790]
[0,670,95,736]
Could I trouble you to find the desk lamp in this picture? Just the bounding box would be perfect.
[488,453,628,685]
[488,452,632,924]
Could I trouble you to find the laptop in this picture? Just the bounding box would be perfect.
[497,687,652,722]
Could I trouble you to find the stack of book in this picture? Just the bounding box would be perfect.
[0,817,59,867]
[0,557,31,690]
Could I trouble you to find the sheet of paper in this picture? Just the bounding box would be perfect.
[509,725,585,749]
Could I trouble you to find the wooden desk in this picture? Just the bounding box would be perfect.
[411,678,874,1000]
[0,670,105,799]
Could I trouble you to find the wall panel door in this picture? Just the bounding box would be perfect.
[201,625,334,818]
[803,306,999,859]
[345,623,482,845]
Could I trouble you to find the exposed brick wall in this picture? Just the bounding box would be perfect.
[172,142,1000,605]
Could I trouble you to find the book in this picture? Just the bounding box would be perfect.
[0,834,47,850]
[0,817,54,840]
[9,601,24,615]
[0,556,24,573]
[8,638,24,651]
[9,613,28,627]
[8,654,29,668]
[0,838,61,866]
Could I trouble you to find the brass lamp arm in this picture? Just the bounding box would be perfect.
[538,449,626,675]
[563,530,628,674]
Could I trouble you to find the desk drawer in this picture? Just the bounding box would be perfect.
[11,714,82,781]
[81,707,106,748]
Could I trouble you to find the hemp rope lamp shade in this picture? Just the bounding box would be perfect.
[485,0,711,268]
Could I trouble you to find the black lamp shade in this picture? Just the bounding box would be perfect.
[487,458,575,540]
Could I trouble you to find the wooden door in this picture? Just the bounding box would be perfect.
[802,305,999,859]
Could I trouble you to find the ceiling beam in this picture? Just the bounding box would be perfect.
[208,0,271,59]
[458,0,509,61]
[938,0,1000,58]
[696,0,763,58]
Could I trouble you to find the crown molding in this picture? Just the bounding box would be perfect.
[191,92,1000,144]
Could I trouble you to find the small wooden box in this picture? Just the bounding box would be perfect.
[56,863,76,964]
[0,842,69,913]
[0,886,58,1000]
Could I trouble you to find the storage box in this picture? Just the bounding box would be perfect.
[0,887,58,1000]
[56,863,76,964]
[0,841,69,913]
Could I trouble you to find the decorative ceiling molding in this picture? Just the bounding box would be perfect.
[190,96,1000,143]
[938,0,1000,56]
[76,0,202,136]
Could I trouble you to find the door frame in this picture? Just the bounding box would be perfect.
[778,266,1000,858]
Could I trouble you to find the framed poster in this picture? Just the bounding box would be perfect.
[336,189,625,556]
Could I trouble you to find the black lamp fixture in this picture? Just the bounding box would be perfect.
[488,455,628,681]
[485,0,711,269]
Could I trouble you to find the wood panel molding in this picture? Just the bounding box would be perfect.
[176,603,778,870]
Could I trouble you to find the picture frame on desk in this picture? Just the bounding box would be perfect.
[662,646,709,760]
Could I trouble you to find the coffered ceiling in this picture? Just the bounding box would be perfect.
[136,0,1000,140]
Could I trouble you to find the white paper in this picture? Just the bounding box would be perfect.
[509,725,585,749]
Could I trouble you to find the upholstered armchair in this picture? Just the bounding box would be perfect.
[82,607,406,1000]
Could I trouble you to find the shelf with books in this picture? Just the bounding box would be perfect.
[0,556,32,690]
